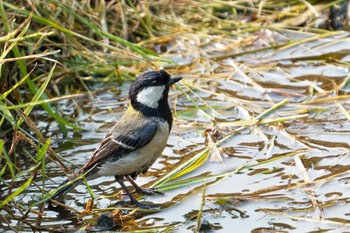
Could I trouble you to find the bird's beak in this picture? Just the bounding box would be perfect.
[168,76,182,86]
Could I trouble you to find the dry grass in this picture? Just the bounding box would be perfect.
[1,0,350,232]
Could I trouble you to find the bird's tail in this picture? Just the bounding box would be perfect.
[49,166,96,204]
[50,176,83,201]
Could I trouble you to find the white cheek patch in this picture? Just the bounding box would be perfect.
[136,86,165,108]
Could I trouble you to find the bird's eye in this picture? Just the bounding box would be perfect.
[152,80,158,84]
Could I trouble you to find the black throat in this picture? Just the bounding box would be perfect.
[131,92,173,129]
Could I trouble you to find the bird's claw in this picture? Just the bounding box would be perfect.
[115,200,160,210]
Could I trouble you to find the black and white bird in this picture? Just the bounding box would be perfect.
[50,70,182,208]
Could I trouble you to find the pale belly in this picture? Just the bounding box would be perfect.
[89,121,169,179]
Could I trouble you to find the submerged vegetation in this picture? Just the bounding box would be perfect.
[1,0,350,232]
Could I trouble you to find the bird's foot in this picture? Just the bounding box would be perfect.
[135,201,160,210]
[115,200,160,210]
[134,187,164,196]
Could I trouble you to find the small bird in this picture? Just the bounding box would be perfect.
[50,70,182,209]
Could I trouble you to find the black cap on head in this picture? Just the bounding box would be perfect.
[130,70,182,91]
[135,70,170,88]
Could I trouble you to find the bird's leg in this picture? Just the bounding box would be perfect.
[115,176,154,209]
[126,176,164,196]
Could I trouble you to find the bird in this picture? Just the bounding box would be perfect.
[49,69,182,209]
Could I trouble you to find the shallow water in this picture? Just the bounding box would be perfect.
[2,30,350,232]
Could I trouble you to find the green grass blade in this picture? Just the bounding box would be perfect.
[16,63,56,127]
[36,138,50,163]
[0,72,32,101]
[157,150,306,191]
[0,1,10,33]
[0,101,16,126]
[84,177,95,200]
[151,148,210,188]
[0,139,3,157]
[1,143,15,177]
[0,175,34,208]
[37,138,50,193]
[255,99,289,120]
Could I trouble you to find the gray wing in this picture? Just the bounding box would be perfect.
[80,117,158,173]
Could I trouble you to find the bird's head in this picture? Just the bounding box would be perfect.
[129,70,182,110]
